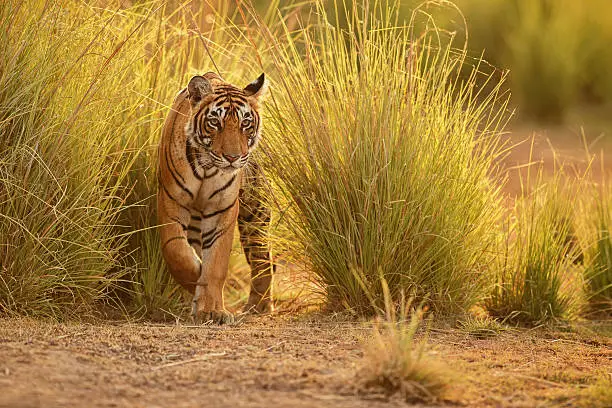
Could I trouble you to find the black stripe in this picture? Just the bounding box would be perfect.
[186,138,203,180]
[166,145,186,184]
[188,238,201,246]
[239,205,261,224]
[161,182,192,213]
[227,96,248,105]
[215,85,242,93]
[201,198,238,219]
[209,175,236,199]
[253,110,260,131]
[191,214,202,221]
[193,107,205,135]
[162,236,186,250]
[204,168,219,179]
[202,229,227,249]
[187,224,201,233]
[166,148,194,199]
[212,92,248,105]
[231,94,249,103]
[239,212,254,224]
[169,216,187,230]
[204,121,217,133]
[201,227,216,240]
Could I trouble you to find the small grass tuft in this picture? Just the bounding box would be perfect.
[360,302,448,404]
[458,316,509,339]
[578,374,612,408]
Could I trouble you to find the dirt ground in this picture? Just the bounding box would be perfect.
[0,316,610,408]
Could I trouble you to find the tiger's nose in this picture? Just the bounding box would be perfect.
[223,153,240,163]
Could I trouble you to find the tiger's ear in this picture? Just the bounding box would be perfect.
[243,73,268,99]
[187,75,212,107]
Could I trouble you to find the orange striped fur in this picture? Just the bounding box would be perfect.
[157,72,273,324]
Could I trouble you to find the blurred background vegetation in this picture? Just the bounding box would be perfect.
[453,0,612,123]
[0,0,611,323]
[252,0,612,125]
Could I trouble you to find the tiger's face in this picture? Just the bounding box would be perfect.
[185,73,267,172]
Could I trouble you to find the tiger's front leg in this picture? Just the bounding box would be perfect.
[193,201,239,325]
[158,194,201,294]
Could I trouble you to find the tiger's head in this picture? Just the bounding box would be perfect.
[185,72,268,172]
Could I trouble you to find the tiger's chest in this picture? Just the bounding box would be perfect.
[192,168,242,214]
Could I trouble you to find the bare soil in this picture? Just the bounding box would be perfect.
[0,316,610,408]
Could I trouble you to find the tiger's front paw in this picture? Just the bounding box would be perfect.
[196,310,235,325]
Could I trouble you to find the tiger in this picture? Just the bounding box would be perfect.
[157,71,274,324]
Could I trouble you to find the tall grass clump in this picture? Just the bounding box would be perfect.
[0,0,197,318]
[256,1,509,315]
[487,164,582,324]
[0,0,140,318]
[579,180,612,315]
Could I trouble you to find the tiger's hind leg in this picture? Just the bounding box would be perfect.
[238,203,275,313]
[186,212,204,320]
[239,164,275,314]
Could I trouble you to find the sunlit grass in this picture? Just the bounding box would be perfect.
[487,160,583,324]
[458,316,509,338]
[255,1,509,315]
[0,0,139,318]
[578,177,612,316]
[359,288,449,404]
[2,0,610,323]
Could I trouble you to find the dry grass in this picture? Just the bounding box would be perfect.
[360,309,449,403]
[488,160,584,325]
[579,374,612,408]
[458,316,510,339]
